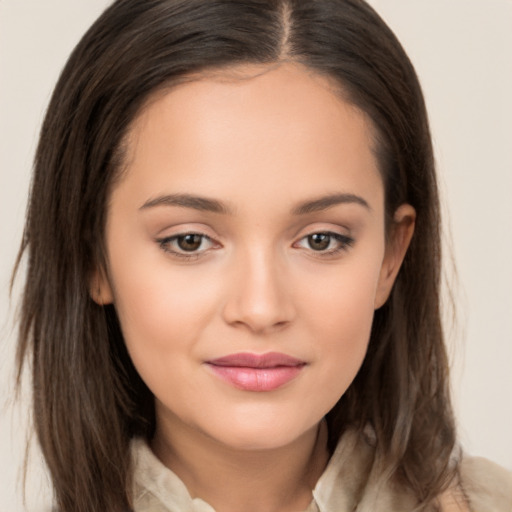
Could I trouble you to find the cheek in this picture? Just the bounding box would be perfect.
[300,249,382,334]
[108,252,221,380]
[296,256,383,399]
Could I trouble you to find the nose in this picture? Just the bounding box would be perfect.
[221,246,295,335]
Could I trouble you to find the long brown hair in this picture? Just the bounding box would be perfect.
[15,1,456,510]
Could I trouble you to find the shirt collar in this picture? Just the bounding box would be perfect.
[131,428,376,512]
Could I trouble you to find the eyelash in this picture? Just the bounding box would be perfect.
[294,232,354,257]
[156,231,354,261]
[157,233,217,260]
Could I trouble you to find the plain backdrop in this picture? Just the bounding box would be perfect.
[1,1,511,510]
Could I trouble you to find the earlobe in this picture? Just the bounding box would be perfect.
[89,267,114,305]
[374,204,416,309]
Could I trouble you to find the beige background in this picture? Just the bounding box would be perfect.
[1,0,511,510]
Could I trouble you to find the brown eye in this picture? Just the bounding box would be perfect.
[177,234,203,251]
[156,233,219,260]
[294,231,354,256]
[307,233,331,251]
[157,232,217,258]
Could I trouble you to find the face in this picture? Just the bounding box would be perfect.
[95,62,414,452]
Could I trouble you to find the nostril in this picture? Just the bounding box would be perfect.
[222,298,294,334]
[220,256,296,332]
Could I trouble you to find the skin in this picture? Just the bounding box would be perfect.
[93,62,415,512]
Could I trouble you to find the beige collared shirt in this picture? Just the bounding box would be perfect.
[131,430,512,512]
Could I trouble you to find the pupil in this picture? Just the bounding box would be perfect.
[178,234,202,251]
[309,233,330,251]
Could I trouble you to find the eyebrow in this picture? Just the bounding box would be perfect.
[140,194,232,214]
[139,192,370,215]
[292,193,371,215]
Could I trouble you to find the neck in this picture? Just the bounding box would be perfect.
[151,416,329,512]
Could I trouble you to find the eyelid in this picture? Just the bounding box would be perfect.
[293,229,355,256]
[156,231,220,260]
[154,224,354,260]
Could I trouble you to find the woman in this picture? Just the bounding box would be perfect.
[13,1,512,511]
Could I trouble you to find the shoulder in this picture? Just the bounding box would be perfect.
[459,455,512,511]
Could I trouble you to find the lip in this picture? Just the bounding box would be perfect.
[206,352,306,392]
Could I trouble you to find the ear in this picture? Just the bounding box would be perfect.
[374,204,416,309]
[89,266,114,305]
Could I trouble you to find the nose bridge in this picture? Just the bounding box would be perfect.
[222,241,294,333]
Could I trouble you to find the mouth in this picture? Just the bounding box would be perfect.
[205,352,307,392]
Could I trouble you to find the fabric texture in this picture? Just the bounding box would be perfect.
[131,430,512,512]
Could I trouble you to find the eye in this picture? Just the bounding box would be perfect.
[175,234,206,252]
[295,231,354,255]
[157,232,216,258]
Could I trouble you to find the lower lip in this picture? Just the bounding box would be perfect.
[207,364,304,392]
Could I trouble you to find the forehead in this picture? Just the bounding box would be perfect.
[115,62,382,212]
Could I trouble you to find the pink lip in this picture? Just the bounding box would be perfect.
[206,352,306,392]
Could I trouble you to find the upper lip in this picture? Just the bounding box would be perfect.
[207,352,305,368]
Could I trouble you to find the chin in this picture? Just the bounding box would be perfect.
[203,415,317,452]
